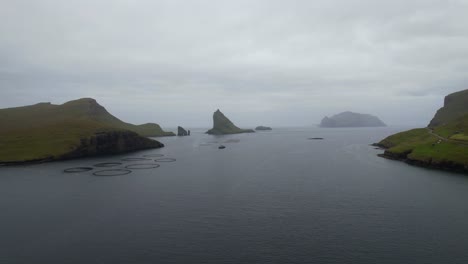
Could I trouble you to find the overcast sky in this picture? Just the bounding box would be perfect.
[1,0,467,127]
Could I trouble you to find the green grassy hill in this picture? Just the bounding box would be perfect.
[0,98,168,163]
[376,89,468,173]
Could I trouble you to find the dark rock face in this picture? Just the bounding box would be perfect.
[177,126,188,136]
[255,126,272,131]
[62,131,163,160]
[377,149,468,175]
[320,111,386,128]
[0,130,164,166]
[206,109,255,135]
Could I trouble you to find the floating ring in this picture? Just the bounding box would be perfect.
[125,163,161,169]
[93,169,132,176]
[143,154,165,157]
[154,158,176,162]
[122,157,152,161]
[93,162,122,167]
[64,167,93,173]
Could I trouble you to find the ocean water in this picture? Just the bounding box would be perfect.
[1,127,468,264]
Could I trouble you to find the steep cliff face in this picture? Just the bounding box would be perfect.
[428,89,468,127]
[62,131,164,160]
[320,111,386,127]
[0,130,163,165]
[206,109,254,135]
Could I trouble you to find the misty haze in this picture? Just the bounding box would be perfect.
[1,1,468,264]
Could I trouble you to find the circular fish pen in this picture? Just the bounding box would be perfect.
[154,158,176,162]
[125,163,161,169]
[93,169,132,176]
[93,162,122,167]
[64,167,93,173]
[143,154,165,157]
[121,157,152,161]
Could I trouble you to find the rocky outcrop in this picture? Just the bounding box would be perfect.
[206,109,255,135]
[320,111,386,127]
[178,126,188,136]
[255,126,272,131]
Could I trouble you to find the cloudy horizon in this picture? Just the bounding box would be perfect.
[1,0,467,127]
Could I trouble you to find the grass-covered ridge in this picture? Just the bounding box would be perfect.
[376,89,468,174]
[0,98,168,163]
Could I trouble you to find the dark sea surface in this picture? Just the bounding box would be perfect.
[1,127,468,264]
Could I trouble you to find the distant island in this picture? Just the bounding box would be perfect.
[255,126,272,131]
[320,111,386,127]
[0,98,170,165]
[206,109,255,135]
[375,89,468,174]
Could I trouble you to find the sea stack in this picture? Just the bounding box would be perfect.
[177,126,189,136]
[206,109,255,135]
[320,111,386,128]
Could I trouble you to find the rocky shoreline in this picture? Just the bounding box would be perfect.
[373,143,468,175]
[0,130,163,166]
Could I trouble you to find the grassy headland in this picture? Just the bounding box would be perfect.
[0,98,168,164]
[376,89,468,174]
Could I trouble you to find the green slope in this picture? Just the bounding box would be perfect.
[0,98,175,137]
[0,98,166,163]
[376,89,468,173]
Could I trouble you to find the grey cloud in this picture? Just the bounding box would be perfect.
[0,0,467,127]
